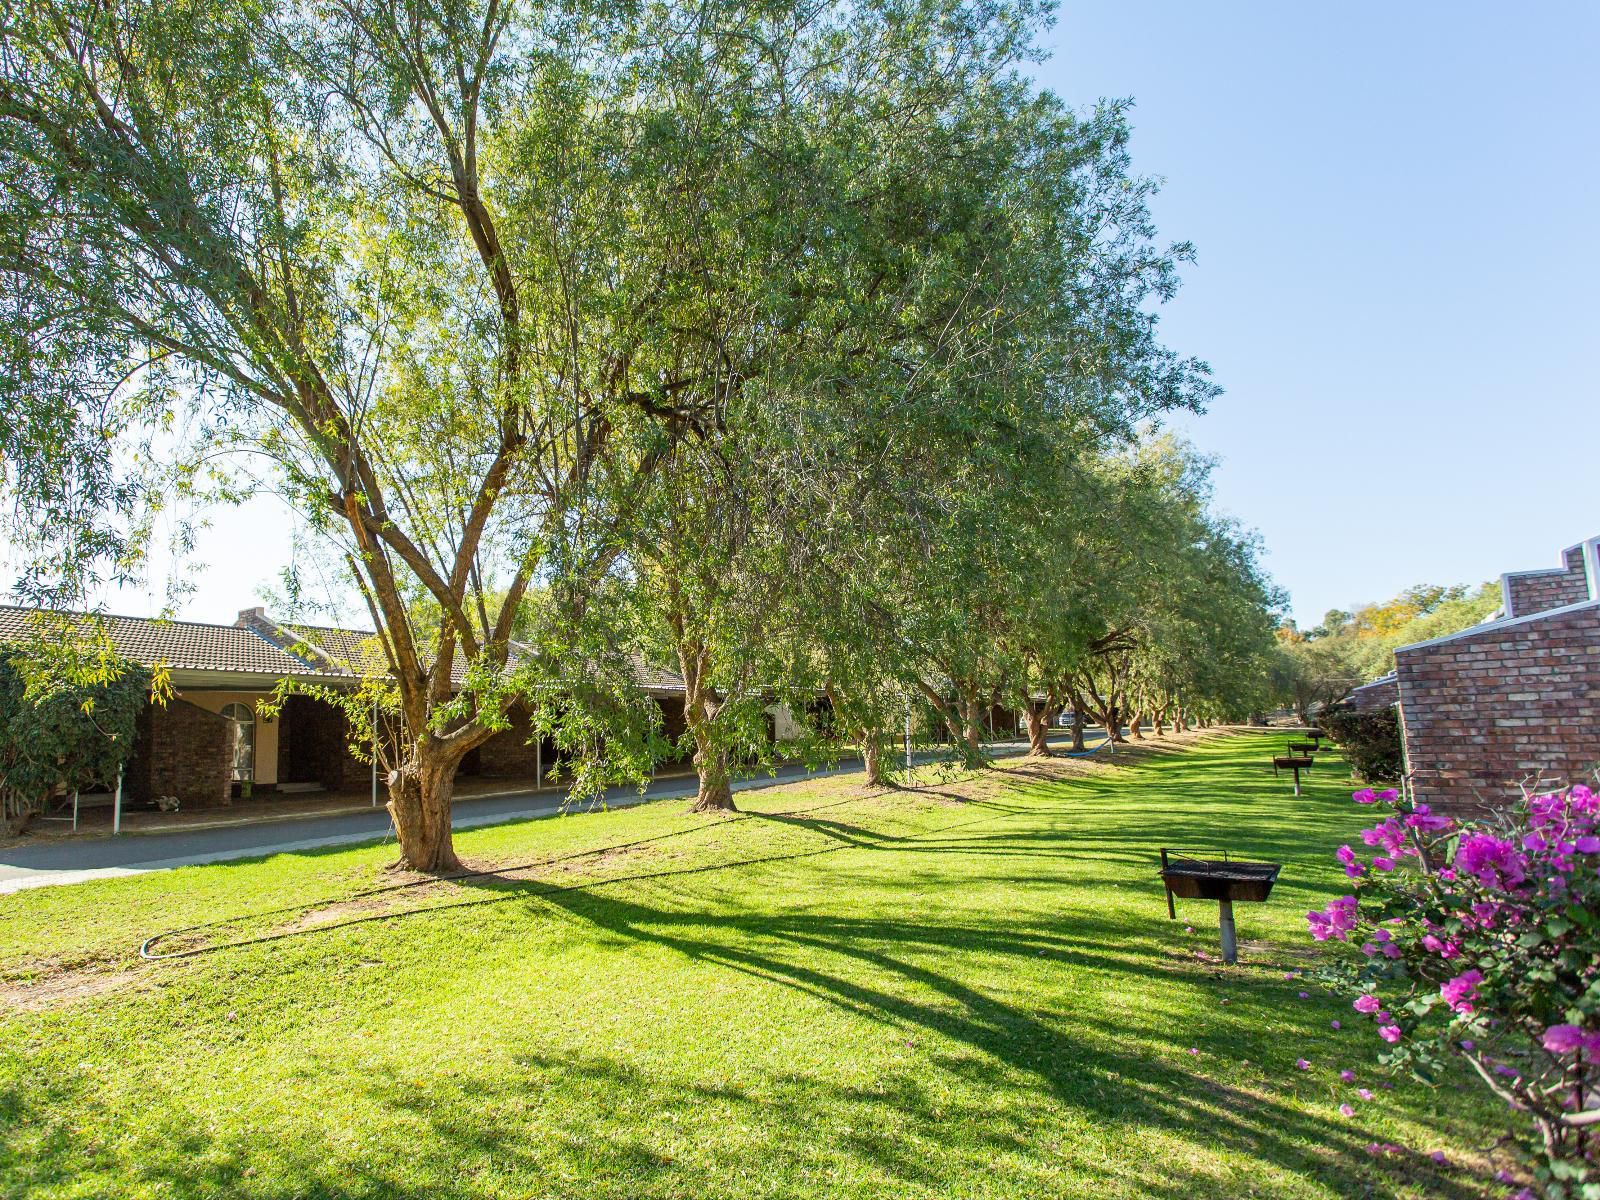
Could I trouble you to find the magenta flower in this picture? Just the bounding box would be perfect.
[1330,1020,1340,1030]
[1371,856,1397,872]
[1575,835,1600,854]
[1353,994,1381,1014]
[1455,833,1528,890]
[1440,969,1483,1014]
[1339,1069,1356,1082]
[1404,805,1452,832]
[1378,1024,1402,1043]
[1338,1103,1355,1117]
[1295,1058,1310,1070]
[1542,1024,1600,1055]
[1298,991,1309,999]
[1357,1087,1372,1100]
[1353,788,1379,805]
[1429,1150,1447,1165]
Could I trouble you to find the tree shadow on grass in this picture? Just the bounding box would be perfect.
[501,885,1492,1200]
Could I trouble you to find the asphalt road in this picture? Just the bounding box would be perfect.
[1,734,1109,894]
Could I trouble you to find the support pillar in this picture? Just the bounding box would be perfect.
[1219,898,1238,965]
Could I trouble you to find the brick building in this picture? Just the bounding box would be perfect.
[0,606,689,811]
[1392,535,1600,816]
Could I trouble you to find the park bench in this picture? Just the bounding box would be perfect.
[1286,740,1319,755]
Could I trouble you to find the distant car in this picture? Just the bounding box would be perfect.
[1055,711,1077,727]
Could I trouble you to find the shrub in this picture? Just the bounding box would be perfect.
[0,648,149,832]
[1307,783,1600,1196]
[1320,704,1404,783]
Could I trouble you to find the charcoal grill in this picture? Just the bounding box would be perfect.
[1272,754,1315,795]
[1160,849,1283,964]
[1286,740,1319,756]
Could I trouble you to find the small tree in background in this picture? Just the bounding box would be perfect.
[0,632,152,833]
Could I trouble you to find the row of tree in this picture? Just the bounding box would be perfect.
[1,0,1281,870]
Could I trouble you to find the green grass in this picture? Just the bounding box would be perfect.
[0,732,1507,1198]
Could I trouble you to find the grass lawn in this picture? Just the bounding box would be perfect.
[0,731,1510,1198]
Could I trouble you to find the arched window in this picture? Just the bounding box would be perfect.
[221,702,255,782]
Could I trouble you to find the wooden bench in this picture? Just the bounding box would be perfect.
[1286,741,1319,755]
[1272,755,1315,795]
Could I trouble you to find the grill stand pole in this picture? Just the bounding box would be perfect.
[1219,898,1238,965]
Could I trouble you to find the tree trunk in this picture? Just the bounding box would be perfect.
[388,739,469,873]
[1151,707,1166,736]
[862,736,885,786]
[1127,709,1144,741]
[1025,705,1053,756]
[1070,704,1086,753]
[687,711,735,812]
[961,693,985,767]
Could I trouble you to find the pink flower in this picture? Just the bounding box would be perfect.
[1542,1024,1600,1055]
[1330,1020,1341,1030]
[1455,833,1528,890]
[1378,1024,1402,1043]
[1405,805,1452,832]
[1371,856,1397,872]
[1575,835,1600,854]
[1298,991,1309,999]
[1353,995,1381,1014]
[1338,1103,1355,1117]
[1357,1088,1372,1100]
[1440,969,1483,1014]
[1339,1069,1356,1082]
[1429,1150,1447,1165]
[1187,1047,1199,1055]
[1353,788,1379,805]
[1295,1058,1310,1070]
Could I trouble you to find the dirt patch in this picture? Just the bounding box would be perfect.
[0,965,141,1012]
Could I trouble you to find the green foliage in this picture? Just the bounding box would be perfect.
[1319,705,1404,783]
[0,643,149,826]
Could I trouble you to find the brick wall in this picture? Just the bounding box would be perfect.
[277,694,361,789]
[476,704,554,780]
[124,698,235,808]
[1396,602,1600,818]
[1348,676,1399,711]
[1504,546,1591,618]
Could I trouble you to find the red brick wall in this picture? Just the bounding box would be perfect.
[1348,676,1399,711]
[1504,546,1591,618]
[124,698,235,808]
[277,695,361,789]
[1396,602,1600,817]
[476,704,553,780]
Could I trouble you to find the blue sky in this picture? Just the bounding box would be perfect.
[1035,1,1600,625]
[17,2,1599,628]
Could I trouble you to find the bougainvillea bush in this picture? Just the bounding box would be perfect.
[1308,783,1600,1197]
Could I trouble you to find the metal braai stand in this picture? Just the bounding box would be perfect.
[1159,849,1283,965]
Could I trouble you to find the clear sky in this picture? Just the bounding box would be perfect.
[1035,1,1600,625]
[10,2,1598,628]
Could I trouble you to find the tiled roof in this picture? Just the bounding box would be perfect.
[275,621,684,693]
[0,604,687,694]
[0,607,347,678]
[283,623,393,679]
[628,651,686,693]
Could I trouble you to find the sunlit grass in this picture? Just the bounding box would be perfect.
[0,732,1507,1198]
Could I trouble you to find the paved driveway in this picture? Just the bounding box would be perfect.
[1,735,1107,894]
